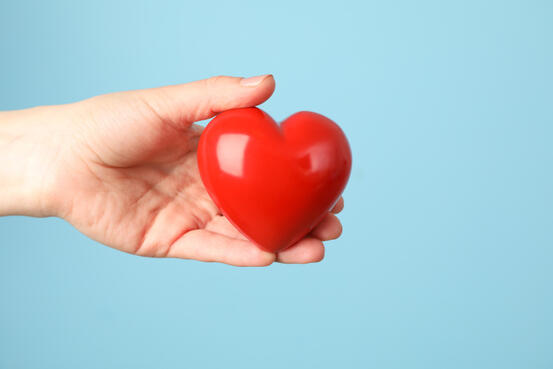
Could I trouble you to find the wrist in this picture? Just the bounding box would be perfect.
[0,107,68,217]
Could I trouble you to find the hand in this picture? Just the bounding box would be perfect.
[0,75,344,266]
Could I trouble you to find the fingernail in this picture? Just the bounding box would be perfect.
[240,74,272,87]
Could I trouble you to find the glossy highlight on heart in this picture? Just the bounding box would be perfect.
[197,107,352,253]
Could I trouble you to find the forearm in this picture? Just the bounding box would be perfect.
[0,108,63,217]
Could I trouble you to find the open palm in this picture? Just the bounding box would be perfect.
[48,75,343,266]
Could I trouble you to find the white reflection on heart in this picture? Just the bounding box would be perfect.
[216,133,250,177]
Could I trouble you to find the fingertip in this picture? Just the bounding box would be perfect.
[276,238,325,264]
[240,74,274,88]
[167,229,276,267]
[202,74,275,119]
[223,242,276,267]
[330,197,344,214]
[311,213,342,241]
[246,244,277,267]
[256,251,277,267]
[241,74,275,106]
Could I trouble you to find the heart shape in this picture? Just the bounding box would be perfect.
[197,107,352,253]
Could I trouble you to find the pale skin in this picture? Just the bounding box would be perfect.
[0,74,344,266]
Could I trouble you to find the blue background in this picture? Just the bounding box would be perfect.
[1,0,552,368]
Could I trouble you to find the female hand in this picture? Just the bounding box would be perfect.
[0,75,344,266]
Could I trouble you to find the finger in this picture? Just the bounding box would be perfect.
[166,229,275,267]
[310,213,343,241]
[276,237,325,264]
[132,74,276,126]
[204,215,248,241]
[330,197,344,214]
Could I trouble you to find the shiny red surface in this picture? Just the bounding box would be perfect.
[197,107,352,253]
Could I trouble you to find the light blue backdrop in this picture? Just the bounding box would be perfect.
[1,1,552,368]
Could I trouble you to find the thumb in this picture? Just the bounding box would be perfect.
[131,74,275,125]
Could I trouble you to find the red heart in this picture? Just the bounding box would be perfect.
[197,107,352,253]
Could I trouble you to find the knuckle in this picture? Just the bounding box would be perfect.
[205,75,227,90]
